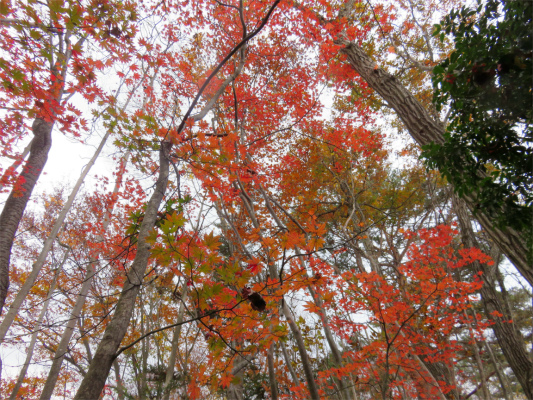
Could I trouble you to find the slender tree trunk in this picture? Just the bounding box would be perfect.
[280,341,300,387]
[0,118,53,313]
[113,358,126,400]
[38,264,95,400]
[40,153,130,400]
[267,343,279,400]
[464,310,492,400]
[9,248,68,400]
[282,300,320,400]
[139,293,148,400]
[307,285,349,400]
[163,284,189,400]
[73,142,170,400]
[0,128,113,343]
[339,40,533,287]
[485,340,513,400]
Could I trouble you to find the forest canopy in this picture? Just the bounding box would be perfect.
[0,0,531,399]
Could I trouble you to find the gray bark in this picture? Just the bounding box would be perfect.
[0,118,53,313]
[464,310,492,400]
[453,196,533,398]
[280,341,300,386]
[282,300,320,400]
[9,249,68,400]
[39,152,130,399]
[267,343,279,400]
[38,264,95,400]
[0,128,113,343]
[113,359,125,400]
[162,284,189,400]
[339,40,533,287]
[73,142,170,400]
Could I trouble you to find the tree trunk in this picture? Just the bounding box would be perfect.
[9,249,67,400]
[73,142,170,400]
[40,152,130,399]
[282,300,320,400]
[453,196,533,398]
[0,128,113,343]
[464,310,492,400]
[339,40,533,287]
[280,341,300,387]
[38,264,95,400]
[113,358,126,400]
[308,285,349,400]
[162,284,189,400]
[267,343,279,400]
[139,292,148,400]
[0,118,53,313]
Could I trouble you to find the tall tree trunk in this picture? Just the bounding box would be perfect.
[453,196,533,398]
[39,151,130,399]
[464,310,492,400]
[9,248,68,400]
[307,285,349,400]
[339,40,533,287]
[484,340,513,400]
[38,263,95,400]
[113,358,126,400]
[162,284,189,400]
[282,300,320,400]
[139,292,148,400]
[73,142,170,400]
[0,128,113,343]
[267,343,279,400]
[0,118,53,313]
[280,341,300,387]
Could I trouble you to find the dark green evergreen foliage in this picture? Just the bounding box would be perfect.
[242,371,268,399]
[425,0,532,246]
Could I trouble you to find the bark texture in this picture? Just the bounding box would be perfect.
[0,118,53,312]
[73,143,170,400]
[39,265,95,400]
[454,196,533,398]
[340,41,533,287]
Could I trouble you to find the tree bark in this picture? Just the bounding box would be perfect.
[113,358,126,400]
[73,142,170,400]
[339,40,533,287]
[0,118,53,313]
[453,196,533,398]
[0,128,113,343]
[162,284,189,400]
[280,341,300,386]
[282,300,320,400]
[38,264,95,400]
[9,249,67,400]
[267,343,279,400]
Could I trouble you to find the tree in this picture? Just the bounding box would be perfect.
[1,0,531,398]
[427,0,532,260]
[331,6,533,287]
[0,0,137,312]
